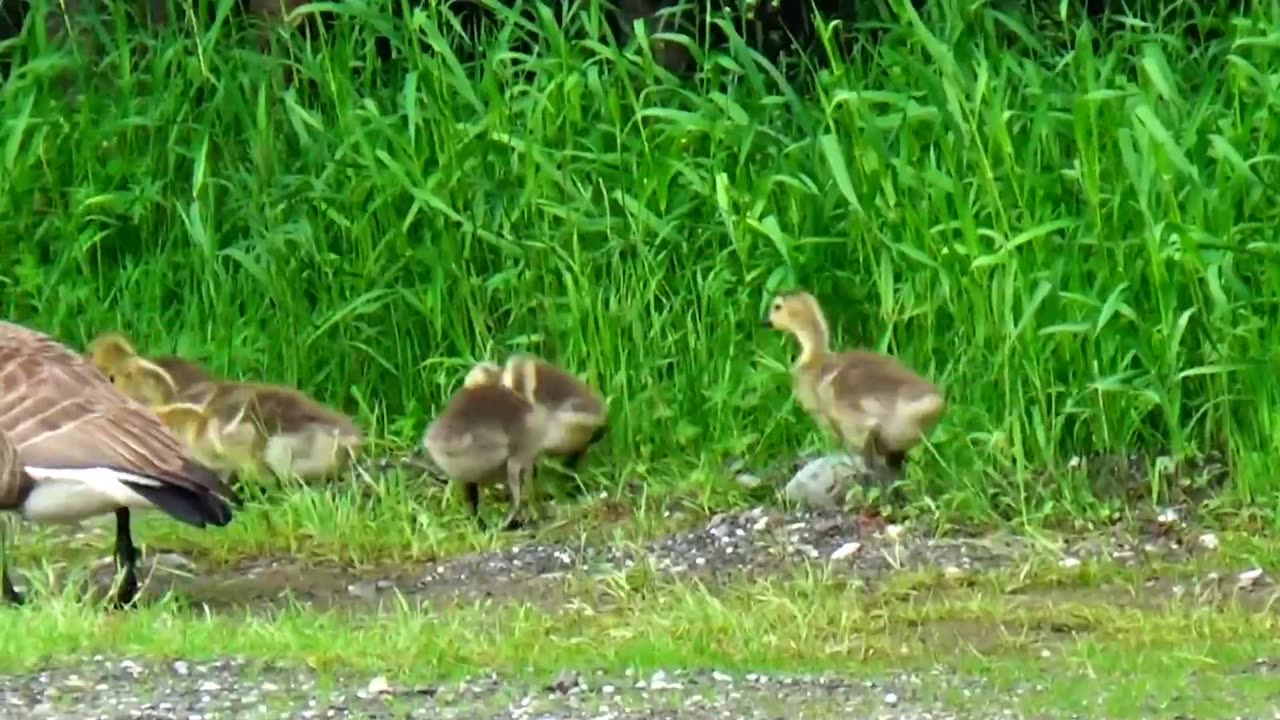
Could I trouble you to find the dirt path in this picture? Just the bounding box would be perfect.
[13,504,1251,614]
[2,505,1278,719]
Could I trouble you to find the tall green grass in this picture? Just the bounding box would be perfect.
[0,0,1275,522]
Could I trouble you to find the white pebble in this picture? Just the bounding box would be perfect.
[829,541,862,561]
[1236,568,1265,589]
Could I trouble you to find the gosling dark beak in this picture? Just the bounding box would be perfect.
[762,317,772,328]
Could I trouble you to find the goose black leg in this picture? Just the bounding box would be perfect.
[1,520,23,606]
[112,508,140,609]
[1,568,21,606]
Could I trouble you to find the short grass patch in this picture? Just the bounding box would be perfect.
[0,548,1276,716]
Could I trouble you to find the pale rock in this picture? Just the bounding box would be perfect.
[784,454,867,510]
[1236,568,1265,590]
[829,541,862,561]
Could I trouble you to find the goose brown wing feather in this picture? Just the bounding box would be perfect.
[0,322,235,501]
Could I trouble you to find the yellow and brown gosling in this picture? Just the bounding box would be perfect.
[500,353,608,472]
[86,332,215,405]
[178,380,365,485]
[765,290,945,485]
[421,361,548,531]
[0,320,235,608]
[150,401,263,485]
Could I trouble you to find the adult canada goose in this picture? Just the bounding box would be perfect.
[765,290,945,496]
[0,321,236,608]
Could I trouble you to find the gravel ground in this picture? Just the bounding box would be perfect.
[4,500,1278,719]
[13,502,1272,614]
[0,657,1032,719]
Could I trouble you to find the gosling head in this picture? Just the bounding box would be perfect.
[86,332,140,380]
[764,291,824,334]
[462,362,503,389]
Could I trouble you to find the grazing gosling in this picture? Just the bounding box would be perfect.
[422,362,548,531]
[500,354,608,472]
[86,332,214,405]
[0,321,235,608]
[765,291,945,488]
[150,370,364,485]
[150,402,263,484]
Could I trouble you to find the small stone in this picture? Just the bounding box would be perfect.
[1156,507,1180,526]
[752,515,770,532]
[884,692,899,706]
[366,676,391,695]
[711,671,733,683]
[153,552,198,573]
[197,680,221,692]
[735,472,764,489]
[649,670,682,690]
[1236,568,1265,590]
[829,541,862,561]
[347,581,378,600]
[884,524,906,540]
[1197,533,1219,550]
[548,671,578,694]
[943,565,966,581]
[784,454,865,510]
[1058,557,1082,570]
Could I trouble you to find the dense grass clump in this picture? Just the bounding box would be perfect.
[0,0,1275,523]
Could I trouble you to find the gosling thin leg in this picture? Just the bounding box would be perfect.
[859,429,897,504]
[111,508,140,610]
[500,462,529,532]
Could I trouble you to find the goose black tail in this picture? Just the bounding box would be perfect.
[124,481,233,528]
[122,461,236,528]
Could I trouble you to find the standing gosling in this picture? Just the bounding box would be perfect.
[0,321,235,608]
[500,353,608,472]
[422,362,548,531]
[765,291,945,485]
